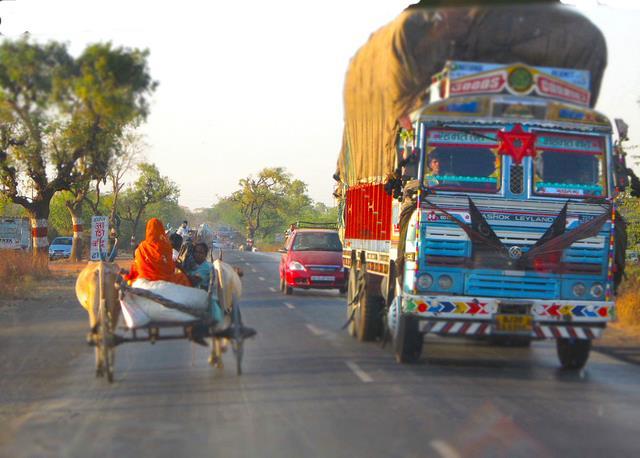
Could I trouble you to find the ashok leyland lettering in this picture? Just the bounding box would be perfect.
[338,60,629,369]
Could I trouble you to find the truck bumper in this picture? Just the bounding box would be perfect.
[401,294,613,340]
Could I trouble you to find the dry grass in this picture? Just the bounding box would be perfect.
[616,264,640,327]
[0,250,50,299]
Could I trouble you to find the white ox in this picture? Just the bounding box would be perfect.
[75,261,122,374]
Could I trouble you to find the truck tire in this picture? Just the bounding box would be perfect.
[355,289,384,342]
[556,338,591,370]
[394,313,423,364]
[346,267,359,337]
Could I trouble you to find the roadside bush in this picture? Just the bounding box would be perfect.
[0,250,49,299]
[616,264,640,326]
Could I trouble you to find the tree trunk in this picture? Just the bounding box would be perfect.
[70,212,84,261]
[29,212,49,271]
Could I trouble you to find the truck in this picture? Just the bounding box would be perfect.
[0,217,31,251]
[336,3,630,369]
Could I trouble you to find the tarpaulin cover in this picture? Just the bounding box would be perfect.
[338,3,607,186]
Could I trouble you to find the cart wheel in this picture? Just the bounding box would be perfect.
[98,303,115,383]
[231,304,244,375]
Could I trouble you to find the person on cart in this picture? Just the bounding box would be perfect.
[186,242,212,290]
[124,217,191,286]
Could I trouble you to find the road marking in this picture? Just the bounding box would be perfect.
[251,267,257,273]
[345,361,373,383]
[269,287,277,292]
[284,302,295,309]
[430,440,461,458]
[258,276,265,281]
[305,324,324,336]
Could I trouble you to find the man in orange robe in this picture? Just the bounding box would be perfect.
[125,218,191,286]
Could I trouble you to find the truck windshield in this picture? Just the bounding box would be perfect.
[423,128,501,193]
[533,133,606,198]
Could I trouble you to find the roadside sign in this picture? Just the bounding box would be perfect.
[90,216,109,261]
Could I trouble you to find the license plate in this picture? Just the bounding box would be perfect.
[495,314,533,333]
[311,276,335,282]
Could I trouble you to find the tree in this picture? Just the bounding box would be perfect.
[231,167,292,239]
[0,39,156,262]
[120,163,180,241]
[107,129,145,230]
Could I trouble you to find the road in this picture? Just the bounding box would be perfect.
[1,250,640,457]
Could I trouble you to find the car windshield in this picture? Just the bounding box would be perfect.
[292,232,342,252]
[423,128,501,193]
[533,133,606,198]
[52,238,72,246]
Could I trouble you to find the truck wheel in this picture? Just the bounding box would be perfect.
[355,291,384,342]
[346,267,358,337]
[556,338,591,370]
[394,313,422,364]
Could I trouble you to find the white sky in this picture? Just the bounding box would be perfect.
[2,1,639,209]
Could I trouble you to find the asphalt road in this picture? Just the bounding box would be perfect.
[2,250,640,457]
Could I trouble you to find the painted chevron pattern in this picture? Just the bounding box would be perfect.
[409,299,489,315]
[538,304,609,318]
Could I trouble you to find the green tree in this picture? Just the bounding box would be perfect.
[231,167,293,239]
[212,167,338,245]
[0,39,156,261]
[120,163,180,241]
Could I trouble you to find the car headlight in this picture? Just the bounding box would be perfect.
[438,275,453,290]
[590,283,604,298]
[572,282,586,297]
[289,261,306,271]
[416,274,433,290]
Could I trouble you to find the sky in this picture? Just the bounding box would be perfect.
[1,0,639,210]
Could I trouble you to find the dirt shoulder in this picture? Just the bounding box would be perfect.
[593,323,640,365]
[0,259,132,443]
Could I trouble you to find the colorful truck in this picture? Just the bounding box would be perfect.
[336,5,629,369]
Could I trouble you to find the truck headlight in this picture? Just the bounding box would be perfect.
[416,274,433,290]
[438,275,453,290]
[572,282,586,297]
[288,261,306,271]
[590,283,604,298]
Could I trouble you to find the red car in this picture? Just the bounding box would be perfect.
[279,229,346,295]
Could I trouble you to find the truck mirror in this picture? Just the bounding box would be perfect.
[615,118,629,141]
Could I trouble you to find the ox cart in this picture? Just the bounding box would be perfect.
[87,257,256,384]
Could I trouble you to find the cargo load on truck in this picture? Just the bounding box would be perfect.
[337,2,606,187]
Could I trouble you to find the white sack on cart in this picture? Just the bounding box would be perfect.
[120,279,210,329]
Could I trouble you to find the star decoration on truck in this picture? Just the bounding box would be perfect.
[496,123,537,164]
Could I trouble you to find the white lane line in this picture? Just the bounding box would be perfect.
[269,287,277,292]
[305,324,324,336]
[430,440,461,458]
[284,302,295,309]
[258,276,265,281]
[245,262,251,266]
[251,267,257,273]
[345,361,373,383]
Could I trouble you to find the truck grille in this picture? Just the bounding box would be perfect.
[509,164,524,194]
[466,273,558,299]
